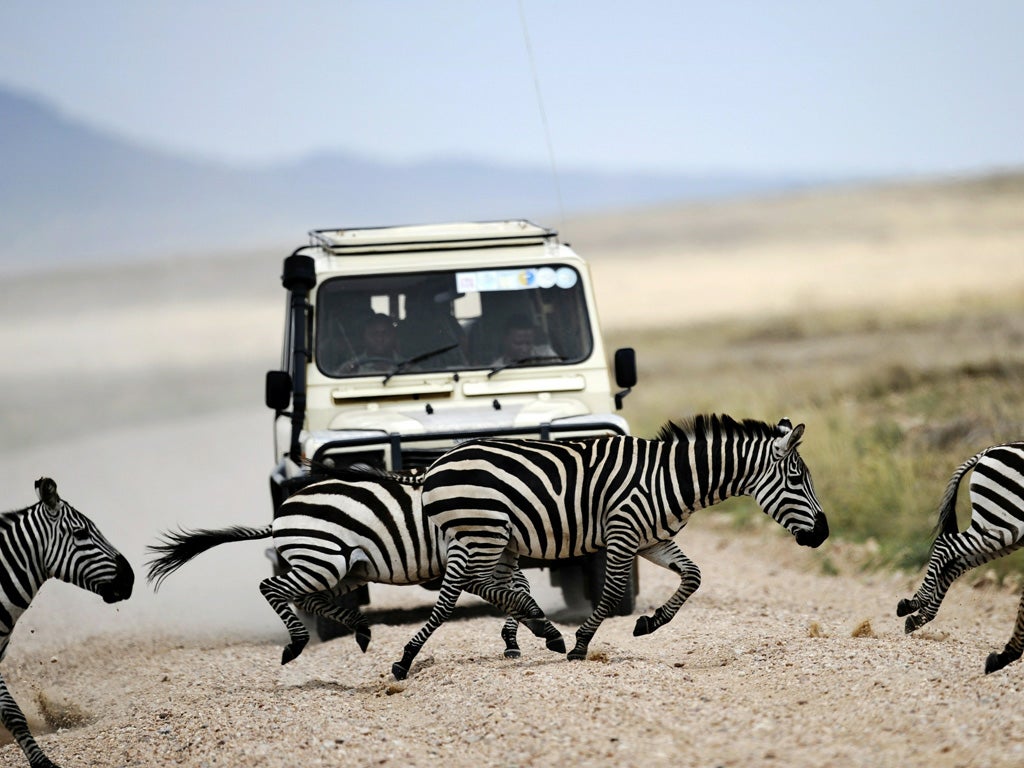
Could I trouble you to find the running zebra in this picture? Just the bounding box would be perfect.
[391,414,829,679]
[1,478,134,768]
[147,469,533,666]
[898,442,1024,674]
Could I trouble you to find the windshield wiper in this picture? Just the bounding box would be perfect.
[382,343,460,384]
[487,355,564,379]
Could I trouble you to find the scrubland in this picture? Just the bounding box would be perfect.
[610,295,1024,572]
[3,173,1024,766]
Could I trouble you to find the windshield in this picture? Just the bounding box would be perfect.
[315,264,593,378]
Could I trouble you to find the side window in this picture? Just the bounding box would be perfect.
[316,282,374,376]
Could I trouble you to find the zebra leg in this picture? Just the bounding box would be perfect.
[500,616,520,659]
[392,544,470,681]
[900,531,1015,633]
[986,586,1024,674]
[296,587,373,653]
[632,540,701,637]
[465,552,564,655]
[259,568,336,665]
[568,527,639,661]
[0,672,59,768]
[499,566,531,659]
[898,536,971,632]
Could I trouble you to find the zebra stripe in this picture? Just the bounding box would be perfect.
[146,470,529,666]
[391,413,829,679]
[1,478,133,768]
[898,442,1024,673]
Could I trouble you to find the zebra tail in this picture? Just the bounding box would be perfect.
[145,524,272,591]
[933,450,987,539]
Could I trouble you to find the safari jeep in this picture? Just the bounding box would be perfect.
[264,220,638,638]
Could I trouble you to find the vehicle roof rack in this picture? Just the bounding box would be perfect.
[309,220,557,255]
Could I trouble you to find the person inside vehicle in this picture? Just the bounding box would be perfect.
[342,313,400,373]
[491,312,559,367]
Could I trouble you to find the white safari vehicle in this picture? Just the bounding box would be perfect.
[264,220,638,637]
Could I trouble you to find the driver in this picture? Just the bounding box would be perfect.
[342,313,399,373]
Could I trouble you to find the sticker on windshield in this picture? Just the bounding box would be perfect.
[555,267,578,289]
[456,267,576,292]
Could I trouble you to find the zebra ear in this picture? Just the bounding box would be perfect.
[35,477,60,510]
[776,423,806,457]
[777,418,793,435]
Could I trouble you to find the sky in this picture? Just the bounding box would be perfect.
[2,1,1023,177]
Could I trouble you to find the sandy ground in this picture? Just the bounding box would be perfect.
[4,179,1024,766]
[4,427,1024,768]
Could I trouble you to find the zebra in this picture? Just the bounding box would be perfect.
[898,442,1024,674]
[1,478,134,768]
[146,469,537,666]
[391,414,829,679]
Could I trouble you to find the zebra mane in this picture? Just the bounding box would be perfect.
[304,459,424,487]
[0,503,36,523]
[655,413,779,444]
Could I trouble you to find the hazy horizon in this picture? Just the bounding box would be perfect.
[3,2,1023,177]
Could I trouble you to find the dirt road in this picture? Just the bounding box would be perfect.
[4,503,1024,768]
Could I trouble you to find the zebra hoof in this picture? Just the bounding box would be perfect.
[633,615,654,636]
[281,637,308,665]
[985,652,1006,675]
[903,614,927,634]
[985,649,1020,675]
[391,662,410,681]
[566,646,588,661]
[896,598,917,617]
[546,635,566,654]
[504,648,522,659]
[355,626,371,653]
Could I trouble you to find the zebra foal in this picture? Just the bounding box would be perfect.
[392,414,829,679]
[147,470,535,666]
[0,478,134,768]
[898,442,1024,673]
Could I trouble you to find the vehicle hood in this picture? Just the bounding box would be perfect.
[326,396,591,434]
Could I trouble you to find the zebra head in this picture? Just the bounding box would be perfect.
[35,478,135,603]
[748,420,829,548]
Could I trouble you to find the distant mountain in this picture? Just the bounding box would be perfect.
[0,86,826,272]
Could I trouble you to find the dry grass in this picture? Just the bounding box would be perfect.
[606,291,1024,573]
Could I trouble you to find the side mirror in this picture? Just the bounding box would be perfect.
[265,370,293,412]
[613,348,637,409]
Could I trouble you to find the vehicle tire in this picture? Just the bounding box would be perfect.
[315,613,352,642]
[584,551,638,616]
[314,587,370,642]
[555,561,591,613]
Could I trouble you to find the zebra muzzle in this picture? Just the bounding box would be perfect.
[98,555,136,603]
[794,513,829,548]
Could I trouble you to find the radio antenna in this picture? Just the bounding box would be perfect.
[518,0,566,228]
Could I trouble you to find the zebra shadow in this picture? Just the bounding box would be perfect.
[282,678,382,696]
[345,600,587,632]
[355,601,507,628]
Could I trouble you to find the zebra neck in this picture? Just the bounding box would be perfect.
[667,435,753,511]
[0,511,50,616]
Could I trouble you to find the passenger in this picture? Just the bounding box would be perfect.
[491,313,559,367]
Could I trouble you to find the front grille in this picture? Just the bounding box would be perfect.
[315,449,387,471]
[400,449,446,471]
